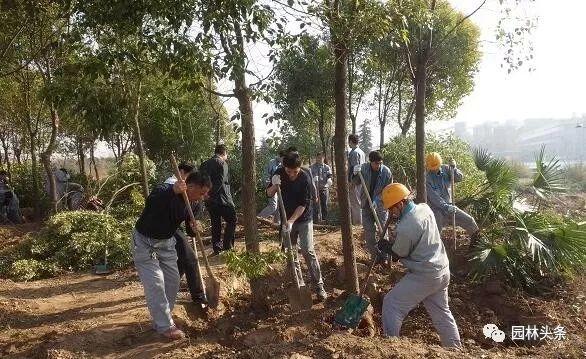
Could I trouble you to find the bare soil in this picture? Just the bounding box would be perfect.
[0,223,584,358]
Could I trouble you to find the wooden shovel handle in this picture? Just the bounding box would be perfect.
[170,154,216,280]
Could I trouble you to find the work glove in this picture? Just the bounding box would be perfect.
[271,174,281,186]
[446,204,456,214]
[325,178,333,187]
[449,158,456,168]
[353,164,361,175]
[377,239,393,255]
[313,175,319,183]
[282,221,293,234]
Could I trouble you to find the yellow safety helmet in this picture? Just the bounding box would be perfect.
[426,152,443,171]
[382,183,411,209]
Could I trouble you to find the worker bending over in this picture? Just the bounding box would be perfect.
[267,151,327,301]
[425,152,480,247]
[133,171,211,340]
[377,183,461,348]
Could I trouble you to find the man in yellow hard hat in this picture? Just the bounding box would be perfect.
[376,183,461,348]
[425,152,479,247]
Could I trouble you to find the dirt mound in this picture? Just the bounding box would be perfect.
[0,227,584,358]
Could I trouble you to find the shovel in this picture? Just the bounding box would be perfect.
[93,247,111,275]
[334,216,393,328]
[171,155,221,308]
[276,184,313,311]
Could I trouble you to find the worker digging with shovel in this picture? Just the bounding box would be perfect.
[267,151,328,302]
[133,170,211,340]
[376,183,462,348]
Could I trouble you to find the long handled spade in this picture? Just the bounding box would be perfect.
[171,155,221,309]
[276,184,313,311]
[357,172,385,234]
[334,216,393,329]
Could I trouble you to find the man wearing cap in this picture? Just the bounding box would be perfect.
[376,183,461,348]
[425,152,480,247]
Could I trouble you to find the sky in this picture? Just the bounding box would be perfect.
[436,0,586,131]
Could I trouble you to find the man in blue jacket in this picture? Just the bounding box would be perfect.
[133,171,211,340]
[352,150,393,262]
[425,152,479,247]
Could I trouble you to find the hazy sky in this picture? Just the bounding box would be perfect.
[447,0,586,127]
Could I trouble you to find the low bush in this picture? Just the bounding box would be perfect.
[0,210,135,281]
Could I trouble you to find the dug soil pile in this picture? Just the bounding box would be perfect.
[0,224,584,358]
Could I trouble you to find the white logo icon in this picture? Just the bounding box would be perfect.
[483,323,506,343]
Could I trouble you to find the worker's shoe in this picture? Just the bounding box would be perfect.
[162,326,185,340]
[316,285,328,302]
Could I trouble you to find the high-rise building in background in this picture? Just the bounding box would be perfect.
[454,116,585,164]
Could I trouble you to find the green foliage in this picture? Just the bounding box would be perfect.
[380,133,484,201]
[0,211,134,281]
[97,154,155,206]
[224,249,285,280]
[274,35,335,159]
[467,148,585,291]
[9,259,59,282]
[471,214,586,291]
[530,145,566,203]
[4,162,50,211]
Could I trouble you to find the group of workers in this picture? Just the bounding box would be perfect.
[131,135,480,348]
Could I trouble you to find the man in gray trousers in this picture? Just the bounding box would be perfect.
[133,171,211,340]
[376,183,461,348]
[267,151,327,301]
[352,150,393,263]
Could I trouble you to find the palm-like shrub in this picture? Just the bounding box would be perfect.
[467,147,585,290]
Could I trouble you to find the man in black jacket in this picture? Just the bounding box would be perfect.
[164,162,207,306]
[200,144,237,255]
[133,171,211,340]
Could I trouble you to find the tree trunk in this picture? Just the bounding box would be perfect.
[318,108,328,160]
[333,42,359,294]
[41,102,60,213]
[233,21,265,311]
[76,137,86,176]
[379,121,386,150]
[348,52,356,135]
[0,136,10,174]
[90,142,99,181]
[132,80,149,198]
[414,53,428,204]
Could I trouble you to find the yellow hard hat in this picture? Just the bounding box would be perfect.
[382,183,411,209]
[426,152,442,171]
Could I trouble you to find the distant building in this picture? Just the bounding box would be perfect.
[454,116,585,163]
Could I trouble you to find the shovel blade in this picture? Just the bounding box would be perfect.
[334,294,370,329]
[286,286,313,312]
[205,278,221,309]
[93,265,111,275]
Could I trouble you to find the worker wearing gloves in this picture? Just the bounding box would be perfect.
[425,152,480,246]
[352,151,393,263]
[309,152,333,222]
[133,171,211,340]
[377,183,461,348]
[267,151,328,301]
[347,134,366,225]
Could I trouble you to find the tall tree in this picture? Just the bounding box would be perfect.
[321,0,390,293]
[274,35,335,162]
[358,118,373,153]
